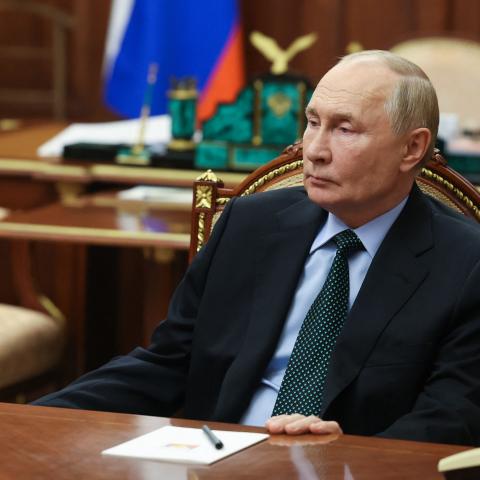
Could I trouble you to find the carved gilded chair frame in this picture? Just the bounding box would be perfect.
[190,143,480,261]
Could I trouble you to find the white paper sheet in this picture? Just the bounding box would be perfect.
[102,425,268,465]
[118,185,193,204]
[37,115,171,157]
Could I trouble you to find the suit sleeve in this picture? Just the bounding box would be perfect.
[376,258,480,445]
[32,198,239,416]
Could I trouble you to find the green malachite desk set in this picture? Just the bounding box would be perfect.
[168,32,317,172]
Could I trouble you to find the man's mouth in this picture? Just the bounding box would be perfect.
[306,174,336,186]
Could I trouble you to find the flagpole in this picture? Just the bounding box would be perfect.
[132,63,158,155]
[116,62,158,165]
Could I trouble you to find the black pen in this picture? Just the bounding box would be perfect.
[202,425,224,450]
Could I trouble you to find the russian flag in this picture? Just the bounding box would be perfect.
[104,0,244,121]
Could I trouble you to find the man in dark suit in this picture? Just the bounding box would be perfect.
[35,51,480,446]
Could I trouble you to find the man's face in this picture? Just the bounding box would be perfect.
[303,60,411,227]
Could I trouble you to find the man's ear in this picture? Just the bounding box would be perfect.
[399,128,432,172]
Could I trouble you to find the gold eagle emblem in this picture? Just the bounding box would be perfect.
[250,31,317,75]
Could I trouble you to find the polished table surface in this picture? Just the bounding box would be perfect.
[0,121,247,248]
[0,190,192,249]
[1,403,468,479]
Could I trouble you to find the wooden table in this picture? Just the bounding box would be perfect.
[0,121,246,187]
[0,122,246,378]
[0,120,246,247]
[0,191,194,376]
[0,190,192,249]
[0,403,467,479]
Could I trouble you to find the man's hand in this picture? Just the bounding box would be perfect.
[265,414,343,435]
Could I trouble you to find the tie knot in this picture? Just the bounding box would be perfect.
[334,229,364,255]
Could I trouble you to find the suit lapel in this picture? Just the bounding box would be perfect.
[321,186,434,416]
[248,198,327,356]
[214,193,326,421]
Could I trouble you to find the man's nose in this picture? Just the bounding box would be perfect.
[304,128,332,163]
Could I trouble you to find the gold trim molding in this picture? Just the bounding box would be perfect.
[196,169,221,183]
[195,185,213,209]
[420,167,480,219]
[0,157,247,187]
[196,212,206,252]
[38,294,65,324]
[241,160,304,196]
[55,182,86,205]
[168,139,196,151]
[0,222,190,248]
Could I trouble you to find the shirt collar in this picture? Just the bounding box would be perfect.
[309,196,409,258]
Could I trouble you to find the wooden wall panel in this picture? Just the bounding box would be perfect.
[344,0,415,49]
[452,0,480,37]
[285,0,344,80]
[411,0,450,36]
[0,10,52,90]
[68,0,112,119]
[241,0,343,83]
[0,0,112,120]
[0,0,479,120]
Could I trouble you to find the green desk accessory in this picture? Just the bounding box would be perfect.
[168,77,197,152]
[195,31,317,171]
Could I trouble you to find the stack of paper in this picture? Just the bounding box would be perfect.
[118,186,193,204]
[37,116,171,157]
[102,425,268,465]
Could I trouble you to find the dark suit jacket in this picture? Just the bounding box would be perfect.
[35,185,480,445]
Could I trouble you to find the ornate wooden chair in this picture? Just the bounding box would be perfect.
[0,241,66,402]
[190,143,480,260]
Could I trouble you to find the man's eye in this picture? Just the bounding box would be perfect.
[307,118,319,127]
[338,126,352,133]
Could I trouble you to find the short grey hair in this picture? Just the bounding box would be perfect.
[339,50,439,164]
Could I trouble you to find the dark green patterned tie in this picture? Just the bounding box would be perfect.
[272,229,364,417]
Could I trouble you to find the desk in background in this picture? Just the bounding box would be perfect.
[0,402,467,479]
[0,121,246,187]
[0,122,246,380]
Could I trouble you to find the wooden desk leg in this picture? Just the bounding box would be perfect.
[142,248,188,346]
[105,248,189,359]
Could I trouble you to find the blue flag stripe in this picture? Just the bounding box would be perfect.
[105,0,240,118]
